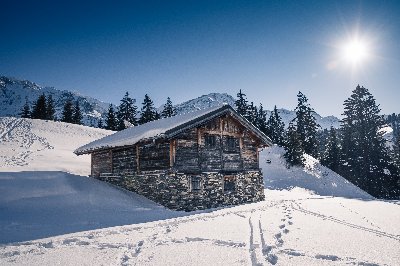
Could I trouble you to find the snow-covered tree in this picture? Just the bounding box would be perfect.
[161,97,176,118]
[339,85,398,199]
[321,127,340,173]
[293,91,320,157]
[105,105,117,131]
[72,101,83,125]
[31,94,47,120]
[45,95,56,121]
[61,100,74,123]
[20,97,31,118]
[139,94,158,124]
[284,122,305,167]
[265,105,286,146]
[116,92,138,130]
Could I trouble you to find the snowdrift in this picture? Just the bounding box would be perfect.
[260,145,373,199]
[0,117,112,176]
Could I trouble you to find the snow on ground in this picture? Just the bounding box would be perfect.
[0,117,112,175]
[0,171,182,244]
[261,145,373,199]
[0,118,399,265]
[1,191,398,266]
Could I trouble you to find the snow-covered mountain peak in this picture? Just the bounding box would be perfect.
[173,92,236,115]
[0,76,112,126]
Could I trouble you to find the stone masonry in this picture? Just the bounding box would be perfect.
[98,171,265,211]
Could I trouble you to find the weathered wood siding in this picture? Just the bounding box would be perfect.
[91,150,112,177]
[221,135,242,171]
[173,115,259,172]
[92,113,261,176]
[174,128,199,172]
[112,146,136,174]
[200,133,222,171]
[139,140,170,171]
[242,130,259,170]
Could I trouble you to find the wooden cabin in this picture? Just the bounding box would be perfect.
[75,105,272,211]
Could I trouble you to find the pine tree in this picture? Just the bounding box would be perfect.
[139,94,158,124]
[340,85,398,199]
[293,91,320,157]
[20,97,31,118]
[284,122,305,167]
[265,105,286,146]
[321,127,340,173]
[72,101,83,125]
[235,89,249,118]
[45,95,56,120]
[392,135,400,175]
[61,100,74,123]
[161,97,176,118]
[105,104,117,131]
[256,103,268,134]
[316,128,329,159]
[116,92,138,130]
[97,119,104,129]
[31,94,47,120]
[246,102,258,125]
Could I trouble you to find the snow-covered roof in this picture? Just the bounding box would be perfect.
[74,104,272,155]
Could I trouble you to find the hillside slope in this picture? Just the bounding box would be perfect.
[0,117,112,175]
[261,145,372,199]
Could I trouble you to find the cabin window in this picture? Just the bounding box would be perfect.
[226,136,236,151]
[205,135,217,148]
[224,175,236,192]
[190,176,202,192]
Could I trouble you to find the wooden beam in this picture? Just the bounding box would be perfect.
[197,128,202,146]
[136,145,140,173]
[110,150,113,174]
[202,130,242,138]
[169,140,176,167]
[90,153,93,177]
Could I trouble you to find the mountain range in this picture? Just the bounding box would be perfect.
[1,76,340,129]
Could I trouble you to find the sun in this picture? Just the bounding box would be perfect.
[342,38,369,65]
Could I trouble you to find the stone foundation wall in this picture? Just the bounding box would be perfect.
[98,171,265,211]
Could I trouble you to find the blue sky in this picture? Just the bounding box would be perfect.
[1,0,399,116]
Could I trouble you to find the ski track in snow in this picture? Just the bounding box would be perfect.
[1,198,397,265]
[0,118,53,167]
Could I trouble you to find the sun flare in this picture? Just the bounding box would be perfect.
[342,38,369,65]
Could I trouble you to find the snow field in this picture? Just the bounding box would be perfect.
[1,193,399,265]
[0,117,112,175]
[1,117,399,265]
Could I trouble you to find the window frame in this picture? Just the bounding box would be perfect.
[204,134,217,148]
[223,175,236,193]
[225,136,237,152]
[190,175,202,192]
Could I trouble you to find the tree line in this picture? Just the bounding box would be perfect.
[20,94,83,125]
[101,92,176,131]
[20,92,177,130]
[234,86,399,199]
